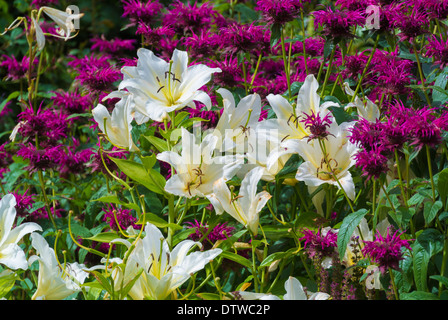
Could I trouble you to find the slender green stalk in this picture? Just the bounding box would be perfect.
[320,45,336,98]
[412,42,432,107]
[280,28,292,101]
[426,145,436,202]
[389,269,400,300]
[351,33,380,102]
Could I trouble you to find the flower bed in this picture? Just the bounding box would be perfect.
[1,0,448,301]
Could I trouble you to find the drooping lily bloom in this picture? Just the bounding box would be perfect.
[208,167,271,236]
[120,223,222,300]
[157,128,244,198]
[41,6,84,41]
[28,232,88,300]
[0,194,42,270]
[117,48,221,123]
[92,93,139,152]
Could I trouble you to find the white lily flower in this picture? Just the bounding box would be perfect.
[41,6,84,41]
[213,88,262,153]
[0,194,42,270]
[261,74,340,171]
[290,122,358,203]
[92,93,139,152]
[28,233,88,300]
[234,277,330,300]
[208,167,271,236]
[343,82,380,122]
[118,48,221,123]
[123,223,222,300]
[157,127,244,198]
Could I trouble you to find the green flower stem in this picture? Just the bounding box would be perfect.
[426,145,436,202]
[351,33,380,102]
[280,28,292,101]
[439,230,448,297]
[389,268,400,300]
[299,4,308,75]
[394,150,409,207]
[167,194,176,247]
[37,169,57,230]
[320,45,336,99]
[412,42,432,107]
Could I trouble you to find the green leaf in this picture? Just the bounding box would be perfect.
[437,168,448,209]
[337,209,368,261]
[260,247,297,268]
[196,293,222,300]
[143,135,169,153]
[424,200,443,225]
[109,157,166,195]
[220,251,253,269]
[430,275,448,289]
[0,271,19,298]
[85,231,122,243]
[400,291,439,300]
[136,212,182,230]
[93,195,141,212]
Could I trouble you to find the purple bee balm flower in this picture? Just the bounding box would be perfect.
[206,55,245,88]
[102,205,139,231]
[426,35,448,70]
[162,0,219,36]
[17,143,65,172]
[51,89,93,114]
[90,36,136,55]
[16,106,68,146]
[218,22,270,56]
[418,0,448,19]
[255,0,304,26]
[31,0,58,8]
[0,55,38,81]
[59,141,94,178]
[0,142,12,179]
[301,109,334,142]
[12,190,35,218]
[300,227,338,260]
[354,145,390,180]
[121,0,163,26]
[136,24,175,48]
[368,49,414,97]
[362,228,412,274]
[186,220,235,246]
[312,7,365,41]
[183,30,221,60]
[388,4,429,42]
[406,106,448,150]
[88,145,128,176]
[69,54,122,92]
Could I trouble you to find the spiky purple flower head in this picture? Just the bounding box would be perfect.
[162,0,220,36]
[354,145,390,180]
[300,227,338,260]
[90,36,136,55]
[426,35,448,70]
[16,106,68,146]
[0,55,38,81]
[388,4,429,42]
[136,24,175,47]
[102,205,140,231]
[301,110,334,142]
[255,0,304,26]
[406,106,448,150]
[362,227,412,274]
[186,220,235,246]
[51,89,93,115]
[17,143,65,172]
[121,0,163,26]
[218,22,270,56]
[312,7,365,41]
